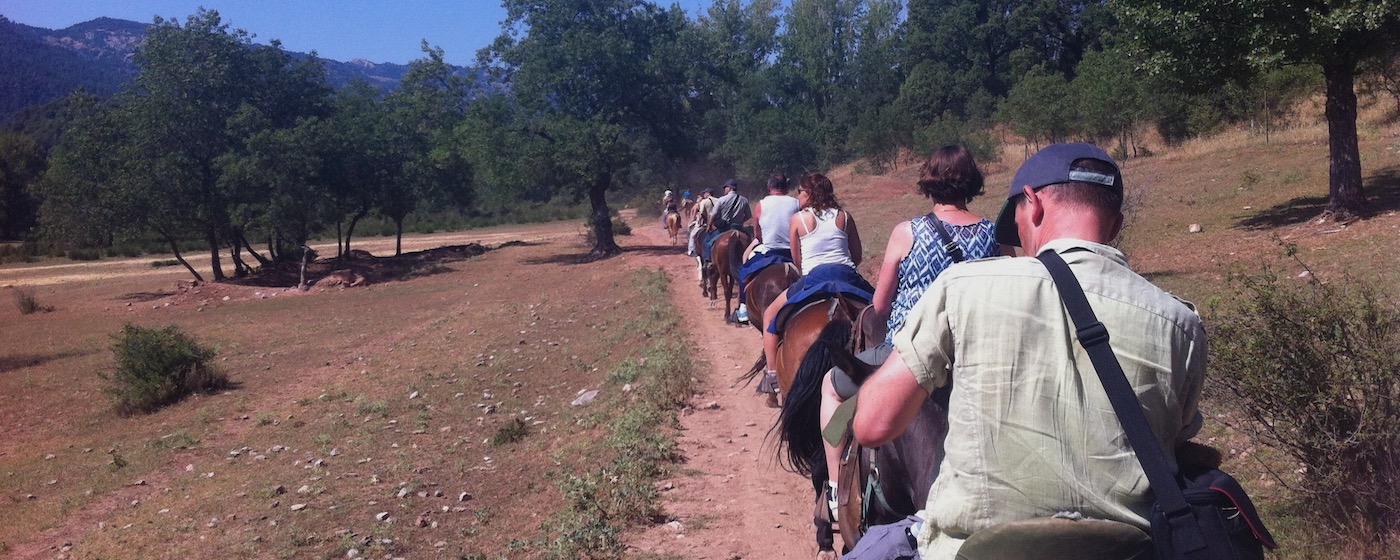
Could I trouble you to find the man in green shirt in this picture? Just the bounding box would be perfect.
[852,143,1207,560]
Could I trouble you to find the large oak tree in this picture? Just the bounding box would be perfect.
[1117,0,1400,220]
[479,0,693,257]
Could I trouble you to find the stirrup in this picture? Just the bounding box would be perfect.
[827,483,840,523]
[757,370,780,394]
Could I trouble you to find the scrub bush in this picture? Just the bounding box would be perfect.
[103,324,228,415]
[1208,249,1400,550]
[10,286,52,314]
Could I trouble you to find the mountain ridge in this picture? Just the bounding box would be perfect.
[0,15,470,122]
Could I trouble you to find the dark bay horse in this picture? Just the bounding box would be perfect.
[702,229,750,320]
[822,335,946,553]
[743,308,942,557]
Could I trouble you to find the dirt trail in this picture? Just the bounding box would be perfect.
[619,213,822,559]
[0,224,575,287]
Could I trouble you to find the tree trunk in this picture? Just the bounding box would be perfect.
[206,227,225,281]
[345,208,368,256]
[588,172,622,257]
[1323,60,1366,220]
[240,232,272,267]
[164,230,204,283]
[336,222,345,258]
[394,216,404,257]
[231,242,248,277]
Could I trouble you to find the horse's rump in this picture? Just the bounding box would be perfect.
[704,229,751,319]
[743,260,800,334]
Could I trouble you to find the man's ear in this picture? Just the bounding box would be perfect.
[1022,186,1045,228]
[1107,211,1124,242]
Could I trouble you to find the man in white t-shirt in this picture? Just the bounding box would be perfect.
[733,173,800,323]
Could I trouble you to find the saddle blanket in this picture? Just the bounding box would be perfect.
[767,263,873,335]
[738,250,793,283]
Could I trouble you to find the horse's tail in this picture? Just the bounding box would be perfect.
[776,317,852,476]
[735,351,766,387]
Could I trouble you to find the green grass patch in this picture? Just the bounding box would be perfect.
[539,268,694,559]
[490,417,531,446]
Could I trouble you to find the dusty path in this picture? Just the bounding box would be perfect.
[618,213,821,559]
[0,222,575,287]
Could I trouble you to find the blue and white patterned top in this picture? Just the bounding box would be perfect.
[887,215,998,343]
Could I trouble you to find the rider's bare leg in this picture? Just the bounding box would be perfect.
[821,371,844,503]
[761,289,788,380]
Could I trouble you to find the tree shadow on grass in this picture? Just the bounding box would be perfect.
[226,242,506,288]
[0,350,89,374]
[521,242,684,266]
[1235,166,1400,230]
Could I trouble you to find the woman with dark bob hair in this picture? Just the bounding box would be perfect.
[815,145,1006,524]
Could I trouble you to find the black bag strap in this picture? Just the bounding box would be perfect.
[1035,251,1192,518]
[926,214,965,263]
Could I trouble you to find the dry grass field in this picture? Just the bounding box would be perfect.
[0,219,698,558]
[1,94,1398,559]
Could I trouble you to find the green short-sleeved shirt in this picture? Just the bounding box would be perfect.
[890,239,1207,560]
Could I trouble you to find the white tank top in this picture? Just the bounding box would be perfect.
[798,208,853,274]
[757,195,801,250]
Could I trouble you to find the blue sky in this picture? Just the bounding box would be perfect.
[0,1,717,66]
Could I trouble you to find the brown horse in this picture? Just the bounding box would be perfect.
[702,229,750,320]
[739,295,871,559]
[665,212,681,244]
[742,260,800,334]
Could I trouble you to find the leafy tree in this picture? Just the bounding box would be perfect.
[40,96,209,278]
[996,68,1076,147]
[217,109,326,272]
[898,0,1025,125]
[382,44,474,256]
[480,0,693,257]
[687,0,782,176]
[1072,47,1148,157]
[125,9,328,280]
[1116,0,1400,220]
[0,131,43,239]
[320,81,391,259]
[836,0,905,168]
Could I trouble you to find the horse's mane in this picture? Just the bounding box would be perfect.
[775,318,852,476]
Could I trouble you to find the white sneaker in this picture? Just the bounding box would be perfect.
[736,304,749,323]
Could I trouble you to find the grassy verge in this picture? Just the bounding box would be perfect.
[538,268,695,559]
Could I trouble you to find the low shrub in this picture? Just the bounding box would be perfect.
[490,417,531,446]
[102,324,229,415]
[1207,246,1400,551]
[10,286,53,314]
[67,248,102,261]
[582,216,631,248]
[0,242,42,264]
